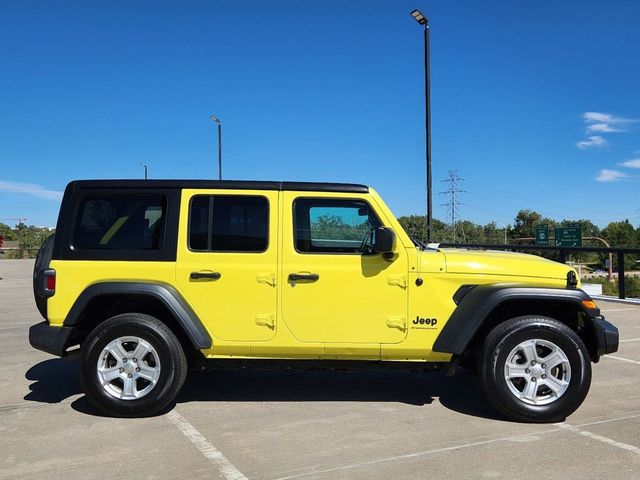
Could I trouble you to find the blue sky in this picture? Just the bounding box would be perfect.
[1,0,639,228]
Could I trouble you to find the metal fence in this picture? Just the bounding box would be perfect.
[439,243,640,299]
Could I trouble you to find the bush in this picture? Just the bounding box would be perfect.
[583,276,640,298]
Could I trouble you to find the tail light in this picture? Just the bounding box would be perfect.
[43,269,56,297]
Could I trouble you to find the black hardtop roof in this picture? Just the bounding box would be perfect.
[68,179,369,193]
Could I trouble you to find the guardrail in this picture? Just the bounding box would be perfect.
[438,243,640,299]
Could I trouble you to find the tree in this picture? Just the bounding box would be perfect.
[512,210,542,239]
[602,220,638,270]
[396,215,448,243]
[0,222,16,241]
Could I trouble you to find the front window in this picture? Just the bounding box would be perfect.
[293,198,381,254]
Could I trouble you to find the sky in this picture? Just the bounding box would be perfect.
[1,0,640,228]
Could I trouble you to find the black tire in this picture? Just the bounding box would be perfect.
[80,313,187,417]
[480,316,591,423]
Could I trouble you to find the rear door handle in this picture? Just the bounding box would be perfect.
[288,273,319,282]
[190,271,221,281]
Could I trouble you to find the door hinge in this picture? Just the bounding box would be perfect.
[255,314,275,329]
[386,316,407,331]
[256,273,276,286]
[387,275,407,288]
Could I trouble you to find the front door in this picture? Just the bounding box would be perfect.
[176,189,278,342]
[280,193,409,347]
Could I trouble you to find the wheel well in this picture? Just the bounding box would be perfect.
[463,299,598,363]
[71,294,201,362]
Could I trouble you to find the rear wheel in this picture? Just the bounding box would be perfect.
[80,313,187,417]
[481,316,591,423]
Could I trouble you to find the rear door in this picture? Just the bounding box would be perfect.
[176,189,278,342]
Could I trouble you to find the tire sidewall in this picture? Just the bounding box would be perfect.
[485,318,591,422]
[81,315,182,417]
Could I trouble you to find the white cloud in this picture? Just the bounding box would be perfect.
[584,112,615,123]
[586,123,623,133]
[619,158,640,169]
[577,112,637,149]
[596,169,628,182]
[577,135,607,149]
[583,111,637,126]
[0,180,63,200]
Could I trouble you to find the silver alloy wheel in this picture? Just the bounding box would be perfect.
[96,336,161,400]
[503,339,571,406]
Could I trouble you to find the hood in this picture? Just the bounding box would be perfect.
[437,248,572,281]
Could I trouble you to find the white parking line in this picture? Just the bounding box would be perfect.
[557,423,640,454]
[273,427,562,480]
[605,355,640,365]
[619,337,640,343]
[273,413,640,480]
[166,409,249,480]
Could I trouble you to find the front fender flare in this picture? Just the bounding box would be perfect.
[432,285,597,355]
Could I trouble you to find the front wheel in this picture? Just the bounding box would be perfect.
[481,316,591,423]
[80,313,187,417]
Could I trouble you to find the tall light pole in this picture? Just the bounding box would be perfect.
[210,115,222,180]
[139,162,148,180]
[410,9,433,243]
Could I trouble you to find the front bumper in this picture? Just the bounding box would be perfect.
[29,321,75,357]
[587,316,619,361]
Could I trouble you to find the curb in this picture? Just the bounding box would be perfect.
[592,295,640,305]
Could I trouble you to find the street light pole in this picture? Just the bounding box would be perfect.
[410,9,433,243]
[210,115,222,180]
[139,162,148,180]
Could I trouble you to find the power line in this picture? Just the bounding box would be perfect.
[440,170,466,242]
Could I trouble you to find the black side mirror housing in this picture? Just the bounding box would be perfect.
[373,227,396,255]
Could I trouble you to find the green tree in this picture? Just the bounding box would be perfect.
[512,209,542,239]
[396,215,448,243]
[602,220,638,270]
[0,222,16,241]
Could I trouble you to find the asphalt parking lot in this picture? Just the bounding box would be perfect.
[2,259,639,480]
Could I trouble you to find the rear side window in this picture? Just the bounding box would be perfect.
[188,195,268,252]
[72,194,166,250]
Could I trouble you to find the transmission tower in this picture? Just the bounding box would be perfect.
[440,170,466,242]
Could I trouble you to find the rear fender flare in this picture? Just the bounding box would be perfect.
[63,282,211,350]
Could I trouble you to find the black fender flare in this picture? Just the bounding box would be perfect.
[63,282,212,349]
[432,284,598,355]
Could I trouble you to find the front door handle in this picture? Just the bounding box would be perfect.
[190,271,221,281]
[288,273,319,282]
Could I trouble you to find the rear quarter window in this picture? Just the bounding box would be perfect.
[72,194,167,251]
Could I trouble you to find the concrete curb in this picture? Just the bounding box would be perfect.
[592,295,640,305]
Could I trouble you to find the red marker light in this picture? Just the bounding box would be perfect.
[45,272,56,292]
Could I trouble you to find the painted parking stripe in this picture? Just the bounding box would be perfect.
[273,413,640,480]
[605,355,640,365]
[557,423,640,454]
[619,337,640,343]
[166,410,249,480]
[272,427,563,480]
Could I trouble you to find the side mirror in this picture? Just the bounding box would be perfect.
[373,227,396,255]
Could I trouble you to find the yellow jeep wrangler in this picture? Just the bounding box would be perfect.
[29,180,618,421]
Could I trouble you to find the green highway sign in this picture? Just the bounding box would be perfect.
[535,225,549,246]
[555,225,582,247]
